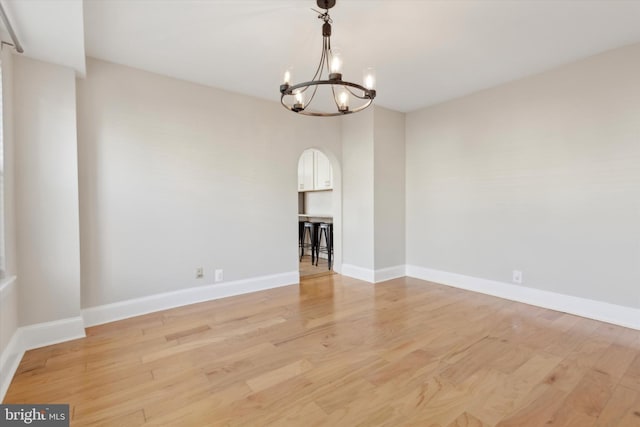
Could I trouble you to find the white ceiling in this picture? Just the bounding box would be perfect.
[5,1,640,112]
[1,0,85,75]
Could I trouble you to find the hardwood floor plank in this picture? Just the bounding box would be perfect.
[593,343,638,382]
[263,401,328,427]
[142,381,251,426]
[542,359,589,394]
[562,369,615,418]
[245,359,313,393]
[367,349,434,386]
[447,412,490,427]
[494,383,567,427]
[468,352,561,425]
[620,353,640,392]
[401,369,497,426]
[73,372,211,424]
[594,385,640,427]
[90,409,146,427]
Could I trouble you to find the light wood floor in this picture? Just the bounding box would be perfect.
[299,254,334,278]
[4,275,640,426]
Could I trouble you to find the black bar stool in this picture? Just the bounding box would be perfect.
[299,221,318,264]
[298,220,305,257]
[315,222,333,270]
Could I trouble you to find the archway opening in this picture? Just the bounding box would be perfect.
[297,148,340,278]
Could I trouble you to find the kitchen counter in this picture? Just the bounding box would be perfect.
[298,214,333,223]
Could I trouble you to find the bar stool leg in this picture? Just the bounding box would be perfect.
[311,224,315,265]
[300,222,315,262]
[298,221,304,260]
[314,226,322,267]
[327,224,333,270]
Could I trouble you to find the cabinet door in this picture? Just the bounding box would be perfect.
[298,150,314,191]
[314,150,333,190]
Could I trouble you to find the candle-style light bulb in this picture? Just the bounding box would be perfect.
[329,48,342,80]
[363,67,376,90]
[283,68,293,85]
[292,90,305,112]
[331,55,342,73]
[338,90,349,112]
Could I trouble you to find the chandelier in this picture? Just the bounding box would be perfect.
[279,0,377,117]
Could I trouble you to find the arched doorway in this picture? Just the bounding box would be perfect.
[297,148,341,278]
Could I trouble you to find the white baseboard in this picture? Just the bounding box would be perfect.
[0,275,20,402]
[0,330,22,402]
[0,315,86,401]
[19,316,86,351]
[375,265,406,283]
[341,264,375,283]
[82,271,299,327]
[341,264,406,284]
[406,265,640,330]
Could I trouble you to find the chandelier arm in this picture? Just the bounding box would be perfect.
[322,36,329,75]
[341,98,373,114]
[299,37,327,95]
[302,37,326,101]
[344,85,370,100]
[281,87,373,116]
[306,79,321,107]
[283,80,375,97]
[323,36,331,75]
[326,38,333,72]
[280,93,290,110]
[325,27,347,106]
[309,36,328,83]
[330,83,342,111]
[281,97,373,117]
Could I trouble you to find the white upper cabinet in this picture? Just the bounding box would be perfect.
[314,150,333,190]
[298,149,314,191]
[298,149,333,192]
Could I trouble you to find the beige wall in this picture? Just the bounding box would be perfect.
[14,56,82,325]
[77,58,342,308]
[1,50,16,279]
[342,109,375,270]
[374,107,406,270]
[406,44,640,308]
[341,106,407,275]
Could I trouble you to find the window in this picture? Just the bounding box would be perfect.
[0,58,5,278]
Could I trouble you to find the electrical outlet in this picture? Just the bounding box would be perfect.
[196,267,204,279]
[512,270,522,284]
[215,269,223,282]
